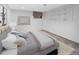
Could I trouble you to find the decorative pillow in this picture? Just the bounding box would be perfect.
[16,36,27,48]
[11,31,28,39]
[2,33,17,50]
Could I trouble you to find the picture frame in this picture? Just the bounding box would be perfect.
[17,16,30,25]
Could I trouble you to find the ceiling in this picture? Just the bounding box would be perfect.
[8,4,63,12]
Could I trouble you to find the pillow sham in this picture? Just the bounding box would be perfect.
[2,33,17,50]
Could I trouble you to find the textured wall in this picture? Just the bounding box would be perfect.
[42,4,79,43]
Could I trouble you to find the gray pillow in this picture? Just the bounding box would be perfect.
[11,31,28,39]
[0,41,2,54]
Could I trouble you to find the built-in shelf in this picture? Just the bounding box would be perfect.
[41,30,79,55]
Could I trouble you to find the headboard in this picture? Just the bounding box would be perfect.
[0,26,11,40]
[0,26,11,53]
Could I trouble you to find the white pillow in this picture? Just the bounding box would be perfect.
[15,36,26,47]
[2,33,17,50]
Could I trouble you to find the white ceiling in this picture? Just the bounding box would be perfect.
[8,4,63,12]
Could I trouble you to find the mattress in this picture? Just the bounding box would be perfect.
[34,43,58,55]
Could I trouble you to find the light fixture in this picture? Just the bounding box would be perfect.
[21,7,25,9]
[43,4,47,6]
[34,9,39,11]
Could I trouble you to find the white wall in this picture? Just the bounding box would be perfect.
[6,4,79,43]
[73,5,79,43]
[42,5,79,43]
[9,10,43,33]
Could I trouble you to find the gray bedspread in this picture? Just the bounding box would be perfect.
[17,31,58,55]
[17,32,41,55]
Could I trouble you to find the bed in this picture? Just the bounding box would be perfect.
[0,29,59,55]
[17,30,59,55]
